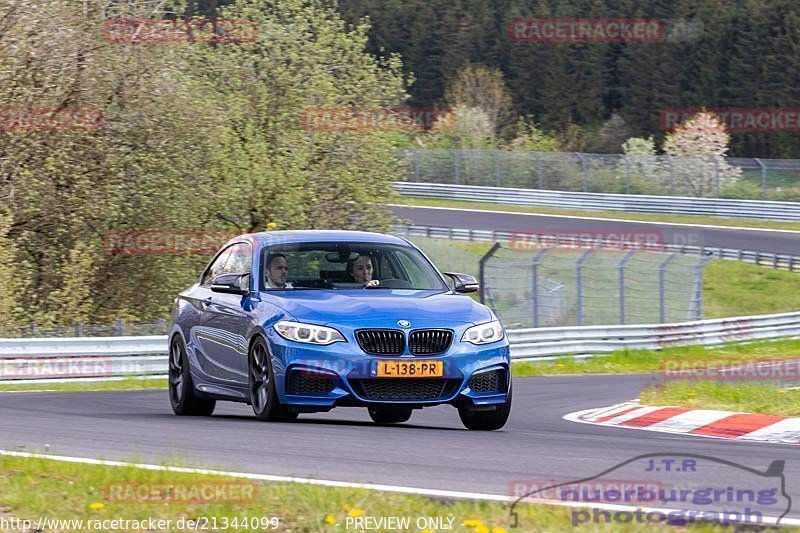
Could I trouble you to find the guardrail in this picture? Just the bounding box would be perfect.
[394,182,800,222]
[2,311,800,381]
[508,311,800,359]
[392,224,800,272]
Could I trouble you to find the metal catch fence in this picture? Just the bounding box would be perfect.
[399,149,800,201]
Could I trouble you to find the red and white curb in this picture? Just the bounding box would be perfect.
[565,401,800,446]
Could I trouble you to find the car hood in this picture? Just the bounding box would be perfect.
[261,289,493,327]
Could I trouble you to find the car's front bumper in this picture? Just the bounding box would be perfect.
[265,326,510,411]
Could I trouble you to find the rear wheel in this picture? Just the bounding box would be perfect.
[458,388,512,431]
[169,336,216,416]
[248,337,297,422]
[368,406,413,425]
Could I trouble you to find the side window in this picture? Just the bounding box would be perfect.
[223,243,252,275]
[201,247,233,286]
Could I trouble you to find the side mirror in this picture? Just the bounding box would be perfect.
[210,273,251,295]
[443,272,479,293]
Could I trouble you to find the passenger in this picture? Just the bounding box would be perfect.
[347,254,380,287]
[265,253,293,289]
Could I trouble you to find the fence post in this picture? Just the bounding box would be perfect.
[713,157,721,197]
[74,323,83,337]
[478,242,502,305]
[531,257,538,328]
[530,248,551,328]
[668,156,675,195]
[658,253,678,323]
[576,153,588,192]
[619,251,637,324]
[576,249,593,326]
[454,151,461,185]
[537,153,544,189]
[116,319,126,336]
[413,149,420,183]
[693,256,713,320]
[494,151,501,187]
[623,155,631,194]
[754,158,766,200]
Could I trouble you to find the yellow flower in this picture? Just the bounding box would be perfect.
[492,527,507,533]
[324,515,336,525]
[463,519,483,527]
[556,364,564,368]
[87,502,105,512]
[419,529,433,533]
[266,222,277,231]
[348,508,364,517]
[475,525,489,533]
[342,503,351,511]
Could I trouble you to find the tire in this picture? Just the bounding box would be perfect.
[368,406,413,425]
[458,387,512,431]
[248,337,297,422]
[169,336,216,416]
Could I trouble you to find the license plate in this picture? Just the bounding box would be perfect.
[376,360,443,378]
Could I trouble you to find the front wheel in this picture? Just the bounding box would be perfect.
[458,388,512,431]
[248,337,297,422]
[368,406,413,425]
[169,336,216,416]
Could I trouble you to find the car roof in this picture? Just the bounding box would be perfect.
[226,230,411,248]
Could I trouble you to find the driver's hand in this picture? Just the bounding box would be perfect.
[365,279,380,287]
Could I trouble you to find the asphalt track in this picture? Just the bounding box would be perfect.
[392,205,800,254]
[2,376,799,521]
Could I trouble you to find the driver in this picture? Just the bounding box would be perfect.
[347,254,380,287]
[265,253,293,289]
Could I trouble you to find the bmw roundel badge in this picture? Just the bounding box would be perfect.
[397,320,411,328]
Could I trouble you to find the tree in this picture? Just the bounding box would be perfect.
[662,111,742,196]
[444,64,515,138]
[505,117,559,151]
[0,0,409,328]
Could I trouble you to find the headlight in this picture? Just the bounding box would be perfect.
[274,321,346,345]
[461,320,504,345]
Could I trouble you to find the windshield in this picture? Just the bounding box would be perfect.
[260,241,449,291]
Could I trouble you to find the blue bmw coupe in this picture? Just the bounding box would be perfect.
[168,230,511,430]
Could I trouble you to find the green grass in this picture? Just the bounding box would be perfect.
[640,380,800,416]
[512,338,800,377]
[0,455,740,532]
[703,260,800,318]
[0,378,167,392]
[399,196,800,232]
